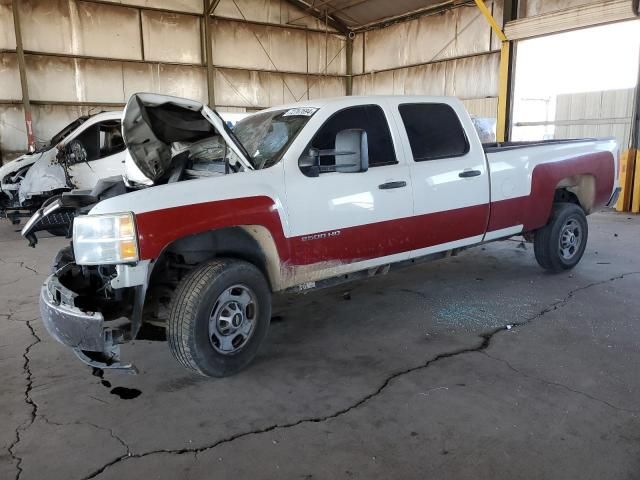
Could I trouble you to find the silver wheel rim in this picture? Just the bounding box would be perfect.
[208,284,257,355]
[559,218,582,260]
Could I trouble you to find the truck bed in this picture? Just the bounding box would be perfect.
[483,138,599,153]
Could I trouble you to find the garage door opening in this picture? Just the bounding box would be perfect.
[511,20,640,148]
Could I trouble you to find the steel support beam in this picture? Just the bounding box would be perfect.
[474,0,513,142]
[345,34,353,95]
[12,0,35,152]
[204,0,215,107]
[282,0,351,35]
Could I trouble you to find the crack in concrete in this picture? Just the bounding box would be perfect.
[7,320,41,480]
[79,271,640,479]
[0,257,41,276]
[482,351,640,414]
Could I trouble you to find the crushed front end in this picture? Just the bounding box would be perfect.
[41,242,148,372]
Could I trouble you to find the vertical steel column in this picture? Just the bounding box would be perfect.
[474,0,514,143]
[204,0,216,107]
[12,0,35,151]
[346,33,353,95]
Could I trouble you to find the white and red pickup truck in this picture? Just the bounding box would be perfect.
[37,93,619,377]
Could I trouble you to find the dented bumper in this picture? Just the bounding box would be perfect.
[40,274,106,351]
[39,266,141,372]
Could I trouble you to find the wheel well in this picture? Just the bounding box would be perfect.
[555,174,596,213]
[141,227,278,329]
[153,227,273,288]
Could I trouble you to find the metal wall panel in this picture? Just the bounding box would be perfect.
[523,0,611,17]
[214,0,338,31]
[211,19,346,75]
[553,88,634,149]
[0,0,16,50]
[19,0,142,60]
[0,54,22,100]
[24,55,206,103]
[97,0,203,13]
[362,3,494,72]
[142,10,202,63]
[0,105,26,156]
[463,97,499,117]
[214,68,345,107]
[353,53,499,100]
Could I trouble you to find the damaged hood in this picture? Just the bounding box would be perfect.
[17,149,63,204]
[122,93,254,182]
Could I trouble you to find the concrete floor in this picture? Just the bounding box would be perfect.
[1,210,639,480]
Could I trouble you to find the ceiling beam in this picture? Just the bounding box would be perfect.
[282,0,352,35]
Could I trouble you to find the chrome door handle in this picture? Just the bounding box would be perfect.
[378,181,407,190]
[458,170,481,178]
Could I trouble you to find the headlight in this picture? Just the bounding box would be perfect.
[73,212,139,265]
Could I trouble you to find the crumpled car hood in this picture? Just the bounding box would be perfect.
[18,149,66,204]
[122,93,253,182]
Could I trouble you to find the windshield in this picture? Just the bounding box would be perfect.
[232,108,316,169]
[47,116,90,149]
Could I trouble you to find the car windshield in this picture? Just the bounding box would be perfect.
[232,108,316,169]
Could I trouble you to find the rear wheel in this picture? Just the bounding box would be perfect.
[167,258,271,377]
[534,202,588,272]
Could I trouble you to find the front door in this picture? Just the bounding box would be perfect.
[67,119,127,189]
[285,103,414,282]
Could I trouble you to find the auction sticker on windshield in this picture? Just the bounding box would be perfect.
[282,107,317,117]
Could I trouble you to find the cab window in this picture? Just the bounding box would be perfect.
[300,105,397,173]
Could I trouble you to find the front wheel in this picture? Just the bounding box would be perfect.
[168,258,271,377]
[534,202,588,272]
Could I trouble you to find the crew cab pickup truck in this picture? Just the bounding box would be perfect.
[38,93,619,377]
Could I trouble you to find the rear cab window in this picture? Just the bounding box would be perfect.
[398,103,469,161]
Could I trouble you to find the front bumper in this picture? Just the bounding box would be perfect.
[40,271,137,372]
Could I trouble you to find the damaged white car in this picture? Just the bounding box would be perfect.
[1,111,127,229]
[21,94,250,245]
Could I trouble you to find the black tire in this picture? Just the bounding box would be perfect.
[167,258,271,377]
[534,202,588,272]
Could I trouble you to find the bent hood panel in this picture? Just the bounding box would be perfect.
[17,149,67,204]
[122,93,253,182]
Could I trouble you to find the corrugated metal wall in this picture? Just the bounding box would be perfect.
[352,0,504,119]
[554,88,634,148]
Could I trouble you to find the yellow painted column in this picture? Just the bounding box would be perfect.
[631,150,640,213]
[616,149,636,212]
[474,0,511,143]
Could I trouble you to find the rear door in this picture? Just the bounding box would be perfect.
[389,100,491,256]
[284,103,414,279]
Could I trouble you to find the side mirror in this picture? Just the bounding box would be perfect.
[334,129,368,173]
[299,148,320,177]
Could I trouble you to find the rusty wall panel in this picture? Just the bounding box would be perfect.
[463,97,498,118]
[0,54,21,100]
[215,0,338,31]
[142,10,201,63]
[0,0,16,50]
[97,0,202,13]
[0,105,26,156]
[362,3,494,72]
[211,19,345,75]
[524,0,607,16]
[18,0,142,59]
[353,53,499,100]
